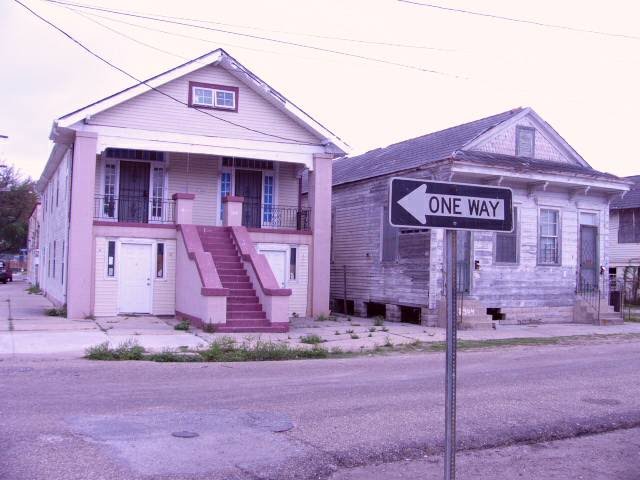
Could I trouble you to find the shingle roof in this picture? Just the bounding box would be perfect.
[610,175,640,209]
[332,108,524,186]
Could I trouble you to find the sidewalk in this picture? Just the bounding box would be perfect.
[2,276,640,357]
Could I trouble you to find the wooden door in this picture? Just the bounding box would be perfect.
[235,170,262,228]
[118,161,150,223]
[118,243,152,313]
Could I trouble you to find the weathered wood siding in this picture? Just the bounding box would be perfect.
[609,210,640,266]
[89,64,319,144]
[476,116,570,164]
[330,168,444,315]
[331,166,612,324]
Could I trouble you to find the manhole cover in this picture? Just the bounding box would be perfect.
[171,431,199,438]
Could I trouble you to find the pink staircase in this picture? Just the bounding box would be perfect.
[197,227,288,333]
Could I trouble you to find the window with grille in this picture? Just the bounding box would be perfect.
[495,208,518,263]
[189,82,238,111]
[222,157,273,170]
[539,208,560,265]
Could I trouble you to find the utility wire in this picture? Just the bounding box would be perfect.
[398,0,640,41]
[13,0,319,145]
[47,0,452,51]
[43,0,462,78]
[63,6,333,64]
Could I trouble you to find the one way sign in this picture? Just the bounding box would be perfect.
[389,177,513,232]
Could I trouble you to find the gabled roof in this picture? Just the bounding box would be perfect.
[54,49,348,153]
[611,175,640,209]
[332,108,523,186]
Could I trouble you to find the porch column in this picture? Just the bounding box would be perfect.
[66,131,98,319]
[309,153,333,316]
[173,193,195,224]
[223,196,244,227]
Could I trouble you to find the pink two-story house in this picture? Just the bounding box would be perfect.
[35,49,347,332]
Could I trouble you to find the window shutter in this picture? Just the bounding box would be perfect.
[382,206,398,261]
[516,127,535,158]
[496,208,518,263]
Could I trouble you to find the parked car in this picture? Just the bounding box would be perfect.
[0,261,12,284]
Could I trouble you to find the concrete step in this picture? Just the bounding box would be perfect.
[219,274,250,283]
[227,303,262,312]
[222,281,253,290]
[227,311,267,320]
[228,296,259,304]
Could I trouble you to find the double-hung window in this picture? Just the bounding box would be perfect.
[190,83,238,111]
[539,208,560,265]
[618,209,640,243]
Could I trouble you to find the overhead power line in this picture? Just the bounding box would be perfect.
[13,0,319,145]
[398,0,640,41]
[43,0,462,78]
[59,1,453,52]
[62,6,334,64]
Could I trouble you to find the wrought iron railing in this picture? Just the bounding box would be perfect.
[241,202,311,231]
[577,279,600,313]
[94,195,175,224]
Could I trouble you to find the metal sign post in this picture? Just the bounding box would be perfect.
[444,229,457,480]
[388,177,514,480]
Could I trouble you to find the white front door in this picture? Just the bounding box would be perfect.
[261,249,287,288]
[119,243,152,313]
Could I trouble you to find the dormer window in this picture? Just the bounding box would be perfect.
[188,82,238,112]
[516,126,535,158]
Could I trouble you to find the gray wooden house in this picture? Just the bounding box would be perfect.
[329,108,630,327]
[609,175,640,303]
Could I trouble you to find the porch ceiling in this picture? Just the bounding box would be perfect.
[73,125,323,169]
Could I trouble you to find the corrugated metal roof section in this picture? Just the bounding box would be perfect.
[611,175,640,209]
[332,108,523,186]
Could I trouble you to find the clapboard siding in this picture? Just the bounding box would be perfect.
[168,152,218,225]
[94,237,118,317]
[89,64,319,144]
[277,163,300,207]
[94,237,176,316]
[153,240,176,315]
[609,211,640,266]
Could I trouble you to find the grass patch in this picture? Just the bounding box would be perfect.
[350,333,360,339]
[85,339,145,360]
[300,334,324,344]
[199,337,328,361]
[26,285,41,294]
[45,305,67,317]
[174,320,190,331]
[146,348,202,363]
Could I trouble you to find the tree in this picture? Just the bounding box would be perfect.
[0,165,38,253]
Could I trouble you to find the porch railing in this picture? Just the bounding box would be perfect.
[241,202,311,231]
[94,195,175,224]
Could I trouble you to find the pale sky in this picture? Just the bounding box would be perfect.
[2,0,639,180]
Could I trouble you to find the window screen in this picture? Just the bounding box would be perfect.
[496,208,518,263]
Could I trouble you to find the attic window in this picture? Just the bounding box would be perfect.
[189,81,238,111]
[516,126,535,158]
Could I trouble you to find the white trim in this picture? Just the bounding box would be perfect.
[449,163,630,192]
[80,124,317,169]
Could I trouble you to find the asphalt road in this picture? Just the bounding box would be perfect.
[1,339,639,479]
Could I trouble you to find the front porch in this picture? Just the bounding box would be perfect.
[92,148,312,233]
